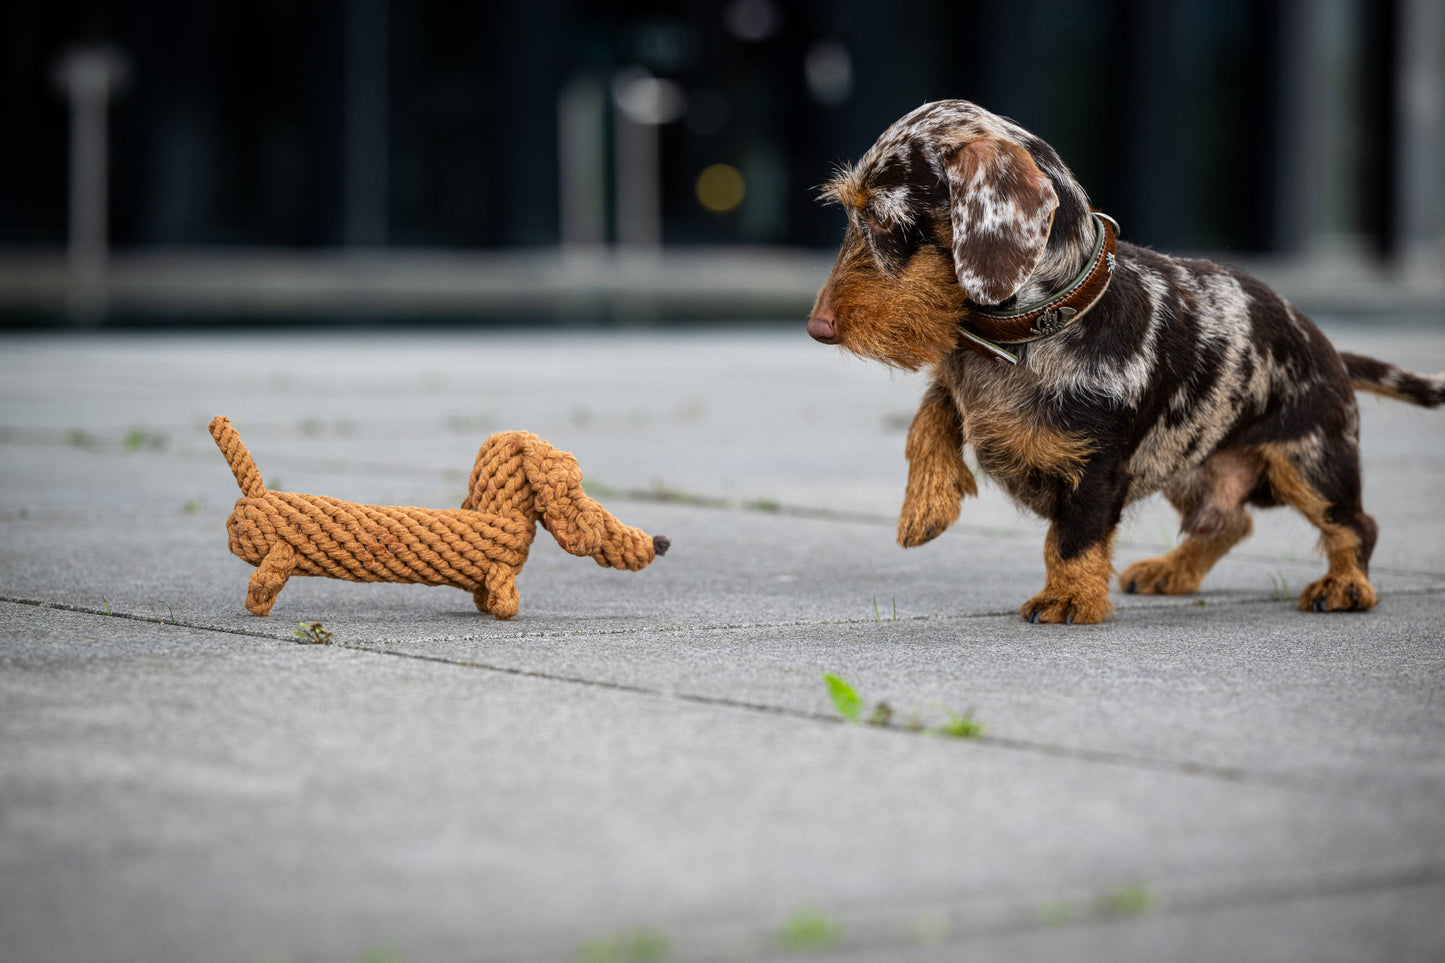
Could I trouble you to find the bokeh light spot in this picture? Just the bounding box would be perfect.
[696,163,746,213]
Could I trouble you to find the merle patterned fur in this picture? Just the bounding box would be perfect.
[808,100,1445,624]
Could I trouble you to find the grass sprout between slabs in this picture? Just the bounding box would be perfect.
[822,672,983,739]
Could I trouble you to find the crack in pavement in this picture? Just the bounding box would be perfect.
[9,592,1439,795]
[492,859,1445,963]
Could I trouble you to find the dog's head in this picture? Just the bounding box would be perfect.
[808,100,1092,369]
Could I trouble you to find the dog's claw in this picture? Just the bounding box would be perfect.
[1124,580,1137,594]
[1154,580,1166,593]
[1029,608,1041,624]
[1350,585,1359,606]
[1065,610,1074,625]
[1312,597,1326,613]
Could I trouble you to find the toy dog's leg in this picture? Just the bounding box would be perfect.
[246,541,297,616]
[478,567,520,620]
[898,382,976,547]
[1259,442,1378,612]
[1121,449,1259,596]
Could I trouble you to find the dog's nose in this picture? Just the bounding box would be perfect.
[807,314,839,344]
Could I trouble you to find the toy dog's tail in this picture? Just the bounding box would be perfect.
[1342,353,1445,408]
[209,416,267,497]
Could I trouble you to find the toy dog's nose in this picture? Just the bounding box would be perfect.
[807,313,838,344]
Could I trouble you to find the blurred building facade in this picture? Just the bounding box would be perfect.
[1,0,1440,267]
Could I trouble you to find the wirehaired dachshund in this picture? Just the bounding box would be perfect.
[808,99,1444,624]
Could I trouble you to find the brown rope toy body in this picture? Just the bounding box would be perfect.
[209,416,668,619]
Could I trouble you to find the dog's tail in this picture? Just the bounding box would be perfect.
[209,416,267,497]
[1341,353,1445,408]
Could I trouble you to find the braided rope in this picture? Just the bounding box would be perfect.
[209,417,667,620]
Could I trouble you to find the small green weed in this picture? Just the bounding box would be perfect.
[1096,883,1153,917]
[1038,899,1073,926]
[64,428,98,448]
[937,710,984,740]
[745,498,781,513]
[445,413,492,434]
[1270,572,1291,602]
[911,911,950,945]
[293,622,334,645]
[822,672,863,722]
[578,927,669,962]
[157,600,176,623]
[121,428,168,453]
[821,674,983,738]
[182,499,202,515]
[777,909,843,953]
[100,595,111,616]
[872,595,898,622]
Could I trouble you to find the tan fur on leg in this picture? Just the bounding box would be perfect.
[1258,447,1377,612]
[1021,528,1115,624]
[1120,509,1253,595]
[898,382,976,547]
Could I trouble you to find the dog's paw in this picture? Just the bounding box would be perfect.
[1019,589,1113,625]
[1297,574,1377,613]
[1118,555,1203,595]
[897,494,961,548]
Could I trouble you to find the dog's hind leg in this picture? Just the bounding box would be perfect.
[898,381,977,548]
[1257,441,1378,612]
[246,541,297,616]
[1121,449,1260,596]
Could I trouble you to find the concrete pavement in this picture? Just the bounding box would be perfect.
[2,325,1443,962]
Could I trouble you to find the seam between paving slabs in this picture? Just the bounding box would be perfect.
[6,591,1434,794]
[9,583,1445,947]
[487,859,1445,963]
[649,862,1445,963]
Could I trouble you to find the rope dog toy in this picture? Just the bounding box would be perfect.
[209,416,668,619]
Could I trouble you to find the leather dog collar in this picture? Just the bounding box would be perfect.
[957,212,1119,365]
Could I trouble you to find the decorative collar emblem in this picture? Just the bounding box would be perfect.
[957,212,1120,365]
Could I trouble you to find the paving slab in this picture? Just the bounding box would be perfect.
[2,325,1444,963]
[2,602,1441,963]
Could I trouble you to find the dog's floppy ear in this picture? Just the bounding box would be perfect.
[944,137,1058,305]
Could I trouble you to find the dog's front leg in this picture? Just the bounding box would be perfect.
[898,382,976,547]
[1021,463,1128,624]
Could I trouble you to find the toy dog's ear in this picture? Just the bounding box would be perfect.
[944,137,1058,306]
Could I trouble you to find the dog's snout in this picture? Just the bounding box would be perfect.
[807,313,839,344]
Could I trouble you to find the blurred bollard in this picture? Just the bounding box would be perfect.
[558,76,608,257]
[52,45,129,323]
[343,0,388,247]
[612,68,686,254]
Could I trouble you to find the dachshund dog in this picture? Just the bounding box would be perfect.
[808,100,1443,624]
[211,417,666,619]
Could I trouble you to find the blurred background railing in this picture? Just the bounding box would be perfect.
[1,0,1440,326]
